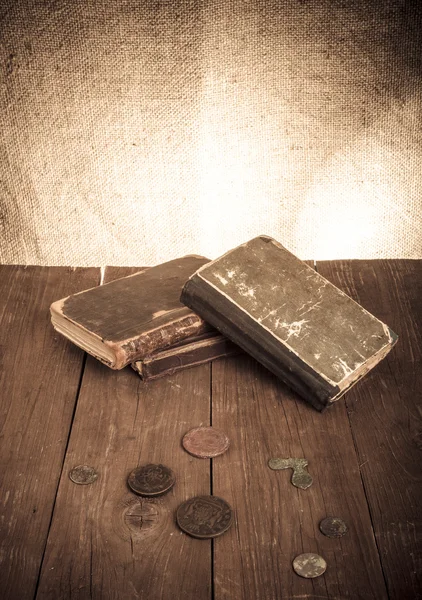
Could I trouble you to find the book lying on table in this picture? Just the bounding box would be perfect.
[181,236,398,411]
[50,255,211,369]
[132,331,241,380]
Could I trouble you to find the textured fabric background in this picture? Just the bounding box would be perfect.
[0,0,421,266]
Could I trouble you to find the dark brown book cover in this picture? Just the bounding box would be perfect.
[50,255,210,369]
[181,236,398,410]
[132,331,241,380]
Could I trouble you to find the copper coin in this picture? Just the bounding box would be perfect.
[69,465,98,485]
[182,427,230,458]
[127,464,175,497]
[319,517,348,538]
[176,495,233,539]
[293,553,327,578]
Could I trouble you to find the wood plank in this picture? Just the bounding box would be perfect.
[36,267,212,599]
[211,266,389,599]
[0,265,99,600]
[317,259,422,599]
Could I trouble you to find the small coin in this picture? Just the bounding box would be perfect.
[182,427,230,459]
[319,517,348,538]
[291,468,313,490]
[268,458,295,470]
[268,457,313,489]
[127,464,175,497]
[69,465,98,485]
[176,495,233,539]
[293,553,327,579]
[268,457,309,472]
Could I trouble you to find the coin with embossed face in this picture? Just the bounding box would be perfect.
[319,517,348,538]
[127,464,175,497]
[293,553,327,578]
[176,495,233,539]
[69,465,98,485]
[182,427,230,458]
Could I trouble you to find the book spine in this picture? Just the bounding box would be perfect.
[108,314,210,369]
[132,336,242,380]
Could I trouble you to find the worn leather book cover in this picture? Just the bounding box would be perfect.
[181,236,398,411]
[132,331,241,380]
[50,255,210,369]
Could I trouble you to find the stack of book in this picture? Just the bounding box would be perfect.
[50,236,397,411]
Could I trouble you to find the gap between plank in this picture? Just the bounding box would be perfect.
[34,351,88,598]
[210,361,215,600]
[210,361,213,493]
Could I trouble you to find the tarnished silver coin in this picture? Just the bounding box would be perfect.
[182,427,230,459]
[268,457,294,471]
[293,553,327,578]
[176,495,233,539]
[127,464,175,497]
[319,517,348,538]
[268,457,313,490]
[291,467,313,490]
[69,465,98,485]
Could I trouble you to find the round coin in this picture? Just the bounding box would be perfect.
[291,468,313,490]
[69,465,98,485]
[293,553,327,579]
[176,495,233,539]
[319,516,348,538]
[182,427,230,459]
[127,464,175,497]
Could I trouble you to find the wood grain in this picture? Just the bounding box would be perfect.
[3,261,420,600]
[0,266,98,600]
[36,267,212,599]
[317,259,422,599]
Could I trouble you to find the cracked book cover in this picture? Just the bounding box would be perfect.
[181,236,398,410]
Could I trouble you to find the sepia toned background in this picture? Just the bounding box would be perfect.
[0,0,421,266]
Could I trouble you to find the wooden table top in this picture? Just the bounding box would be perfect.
[0,261,420,600]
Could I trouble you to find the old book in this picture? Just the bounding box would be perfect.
[132,331,241,380]
[51,256,210,369]
[181,236,398,411]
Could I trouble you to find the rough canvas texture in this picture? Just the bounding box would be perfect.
[0,0,421,266]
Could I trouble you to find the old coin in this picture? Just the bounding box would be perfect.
[293,553,327,579]
[176,495,233,539]
[182,427,230,459]
[319,516,348,538]
[69,465,98,485]
[127,464,175,497]
[268,457,313,490]
[291,465,313,490]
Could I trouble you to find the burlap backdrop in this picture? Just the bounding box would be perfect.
[0,0,421,266]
